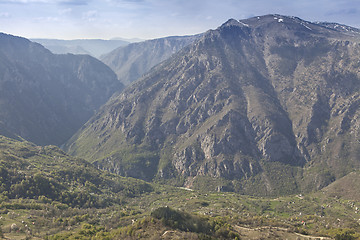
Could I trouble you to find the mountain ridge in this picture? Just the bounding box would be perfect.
[31,38,130,57]
[0,33,123,146]
[100,34,202,86]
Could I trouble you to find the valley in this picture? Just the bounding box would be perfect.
[0,14,360,239]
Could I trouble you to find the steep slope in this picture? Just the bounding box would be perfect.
[66,15,360,195]
[31,38,130,58]
[100,35,201,86]
[0,33,123,146]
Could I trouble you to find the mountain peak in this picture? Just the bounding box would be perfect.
[220,14,360,39]
[220,18,249,28]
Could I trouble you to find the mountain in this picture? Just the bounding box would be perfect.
[100,35,201,86]
[110,37,144,43]
[65,15,360,196]
[0,33,123,146]
[31,38,130,58]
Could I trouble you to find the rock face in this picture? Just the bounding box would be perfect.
[100,35,201,86]
[0,33,123,146]
[66,15,360,195]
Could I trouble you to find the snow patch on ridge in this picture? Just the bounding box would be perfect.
[238,21,249,27]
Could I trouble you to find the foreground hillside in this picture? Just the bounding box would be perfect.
[0,134,359,239]
[65,15,360,196]
[0,134,154,238]
[0,135,153,207]
[0,33,123,146]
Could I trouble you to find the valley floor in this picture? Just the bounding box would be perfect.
[0,184,359,239]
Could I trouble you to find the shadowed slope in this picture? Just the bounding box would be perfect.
[0,33,123,145]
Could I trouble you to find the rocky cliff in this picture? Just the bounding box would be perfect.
[66,15,360,195]
[0,33,123,146]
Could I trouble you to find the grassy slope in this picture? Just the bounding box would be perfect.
[1,180,360,239]
[321,171,360,201]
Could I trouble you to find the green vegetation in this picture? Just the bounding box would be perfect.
[1,135,360,239]
[0,135,153,209]
[2,178,360,239]
[150,206,211,233]
[96,143,159,181]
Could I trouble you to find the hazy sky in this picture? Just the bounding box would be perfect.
[0,0,359,40]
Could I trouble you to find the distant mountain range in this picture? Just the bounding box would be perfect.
[31,38,130,58]
[100,35,201,86]
[0,33,123,146]
[65,14,360,196]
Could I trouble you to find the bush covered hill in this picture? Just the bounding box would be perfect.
[0,135,153,208]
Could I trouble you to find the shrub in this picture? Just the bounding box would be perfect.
[335,230,356,240]
[151,206,210,233]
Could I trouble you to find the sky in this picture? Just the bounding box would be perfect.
[0,0,359,40]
